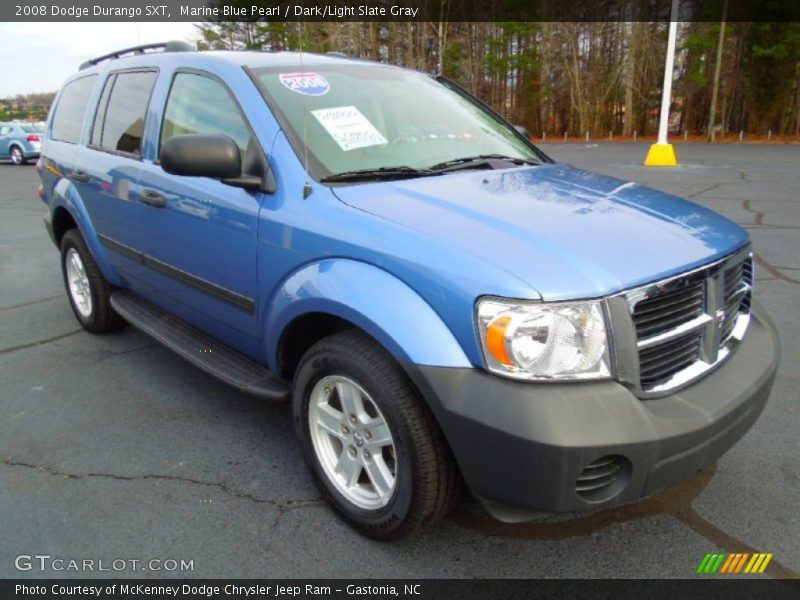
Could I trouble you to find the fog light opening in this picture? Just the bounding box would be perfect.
[575,455,631,503]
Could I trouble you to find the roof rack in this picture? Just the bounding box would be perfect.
[79,40,195,71]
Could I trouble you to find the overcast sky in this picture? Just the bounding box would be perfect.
[0,22,199,97]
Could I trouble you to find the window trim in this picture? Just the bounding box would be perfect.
[86,67,159,161]
[89,72,117,149]
[50,73,98,145]
[156,67,262,168]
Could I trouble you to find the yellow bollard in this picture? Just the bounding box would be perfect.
[644,143,678,167]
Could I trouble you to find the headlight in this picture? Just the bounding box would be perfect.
[476,298,611,381]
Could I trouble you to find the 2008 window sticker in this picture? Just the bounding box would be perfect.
[311,106,388,152]
[279,72,330,96]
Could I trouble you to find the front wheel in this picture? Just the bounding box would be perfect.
[292,330,460,540]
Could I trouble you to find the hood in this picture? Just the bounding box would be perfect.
[332,164,749,300]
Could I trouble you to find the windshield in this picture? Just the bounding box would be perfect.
[252,63,546,180]
[21,124,45,133]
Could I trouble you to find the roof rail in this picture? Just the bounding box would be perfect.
[79,40,195,70]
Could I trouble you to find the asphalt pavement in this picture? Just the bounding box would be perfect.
[0,142,797,579]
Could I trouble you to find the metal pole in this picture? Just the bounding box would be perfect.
[644,0,680,165]
[656,0,679,146]
[708,0,728,141]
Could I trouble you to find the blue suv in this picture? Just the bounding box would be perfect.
[39,42,779,539]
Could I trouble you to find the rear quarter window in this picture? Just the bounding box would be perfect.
[51,75,97,144]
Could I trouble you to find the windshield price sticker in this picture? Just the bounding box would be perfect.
[312,106,388,152]
[279,73,330,96]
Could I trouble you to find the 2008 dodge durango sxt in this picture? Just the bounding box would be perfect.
[38,41,780,540]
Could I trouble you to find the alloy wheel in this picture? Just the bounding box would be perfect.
[308,375,397,510]
[65,248,93,318]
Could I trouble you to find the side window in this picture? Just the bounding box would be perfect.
[0,126,9,136]
[160,73,251,158]
[95,71,157,156]
[51,75,97,144]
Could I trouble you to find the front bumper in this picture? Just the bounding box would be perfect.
[407,300,779,521]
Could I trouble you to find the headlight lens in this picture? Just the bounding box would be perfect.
[477,298,611,381]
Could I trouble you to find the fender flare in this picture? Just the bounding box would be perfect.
[264,259,472,371]
[52,178,125,287]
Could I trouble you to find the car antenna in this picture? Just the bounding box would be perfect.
[299,24,313,200]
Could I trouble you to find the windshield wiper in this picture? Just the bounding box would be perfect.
[428,154,539,172]
[320,166,441,183]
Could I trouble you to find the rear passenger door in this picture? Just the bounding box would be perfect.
[72,69,157,287]
[136,70,262,339]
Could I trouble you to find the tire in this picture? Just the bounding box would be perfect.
[10,146,26,165]
[292,329,460,540]
[60,229,124,333]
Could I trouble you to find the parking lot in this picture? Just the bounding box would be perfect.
[1,142,797,579]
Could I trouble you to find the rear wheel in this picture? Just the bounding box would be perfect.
[10,146,26,165]
[60,229,124,333]
[292,329,460,540]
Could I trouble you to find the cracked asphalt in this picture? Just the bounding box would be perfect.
[0,143,797,580]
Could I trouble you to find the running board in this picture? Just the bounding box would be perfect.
[110,291,290,401]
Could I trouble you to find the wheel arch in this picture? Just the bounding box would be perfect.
[265,259,472,376]
[51,205,78,246]
[277,312,355,380]
[50,181,124,287]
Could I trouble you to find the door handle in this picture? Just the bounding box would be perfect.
[70,170,89,184]
[139,189,167,208]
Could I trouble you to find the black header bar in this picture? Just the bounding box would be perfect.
[4,0,800,23]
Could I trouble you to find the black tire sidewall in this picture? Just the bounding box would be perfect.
[60,231,103,331]
[293,346,415,535]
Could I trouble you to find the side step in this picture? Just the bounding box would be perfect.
[110,291,290,401]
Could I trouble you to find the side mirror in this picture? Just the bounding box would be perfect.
[513,125,531,139]
[160,134,241,180]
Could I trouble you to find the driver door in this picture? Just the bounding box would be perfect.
[135,70,262,339]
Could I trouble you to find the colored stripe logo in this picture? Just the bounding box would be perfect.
[696,552,773,574]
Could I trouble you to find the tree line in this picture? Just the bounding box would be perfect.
[1,92,55,122]
[196,19,800,139]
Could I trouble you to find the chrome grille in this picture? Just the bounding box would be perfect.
[633,281,705,338]
[608,246,753,398]
[639,331,703,389]
[720,258,752,342]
